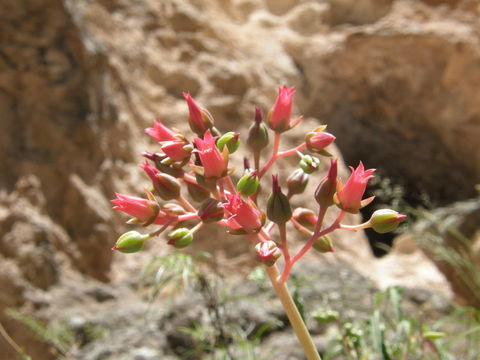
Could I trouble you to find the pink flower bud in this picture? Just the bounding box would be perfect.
[183,93,214,136]
[161,140,192,162]
[305,128,336,153]
[193,130,228,179]
[224,193,263,234]
[267,86,295,133]
[111,193,159,224]
[335,162,375,213]
[145,119,176,142]
[255,241,282,266]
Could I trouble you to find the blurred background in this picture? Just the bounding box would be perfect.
[0,0,479,359]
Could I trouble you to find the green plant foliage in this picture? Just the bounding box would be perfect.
[139,251,211,302]
[5,309,75,355]
[321,287,480,360]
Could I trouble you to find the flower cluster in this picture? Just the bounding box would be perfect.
[111,86,405,282]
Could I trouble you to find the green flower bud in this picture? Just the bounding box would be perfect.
[369,209,406,234]
[186,180,210,202]
[286,169,309,197]
[154,173,181,200]
[198,198,224,223]
[299,154,321,174]
[292,208,318,232]
[247,107,269,153]
[217,132,240,154]
[167,228,193,249]
[236,170,259,197]
[112,231,150,253]
[267,175,292,224]
[313,235,334,253]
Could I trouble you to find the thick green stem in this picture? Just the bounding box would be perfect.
[265,265,321,360]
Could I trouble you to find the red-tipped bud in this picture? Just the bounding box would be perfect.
[247,107,269,152]
[315,159,338,209]
[267,86,295,133]
[198,198,225,223]
[217,132,240,154]
[236,170,259,197]
[267,175,292,224]
[255,241,282,266]
[368,209,406,234]
[112,231,150,253]
[254,106,263,125]
[183,93,214,136]
[286,169,309,197]
[299,154,321,174]
[335,162,375,213]
[141,162,181,200]
[292,208,318,231]
[167,228,194,249]
[305,128,336,154]
[313,235,334,253]
[141,152,185,178]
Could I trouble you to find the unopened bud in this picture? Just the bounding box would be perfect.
[299,154,321,174]
[183,93,214,136]
[154,173,181,200]
[313,235,334,253]
[287,169,309,197]
[267,175,292,224]
[314,159,337,208]
[112,231,150,253]
[236,170,259,197]
[186,179,210,202]
[292,208,318,231]
[255,241,282,266]
[217,132,240,154]
[247,107,269,152]
[369,209,406,234]
[167,228,193,248]
[142,152,185,178]
[305,128,336,154]
[198,198,224,223]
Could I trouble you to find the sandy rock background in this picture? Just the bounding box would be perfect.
[0,0,479,358]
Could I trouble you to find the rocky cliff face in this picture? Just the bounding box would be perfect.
[0,0,478,358]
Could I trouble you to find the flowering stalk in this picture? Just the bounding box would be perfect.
[110,86,406,359]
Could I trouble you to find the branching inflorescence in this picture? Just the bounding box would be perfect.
[111,86,406,359]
